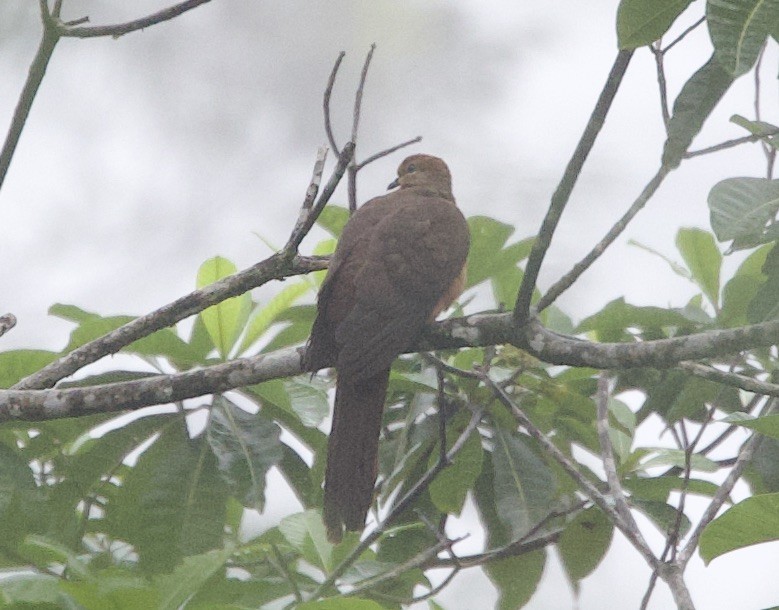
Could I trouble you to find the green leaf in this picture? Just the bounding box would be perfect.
[61,569,159,610]
[0,442,40,550]
[708,177,779,243]
[316,204,350,237]
[466,216,533,295]
[107,421,228,573]
[699,492,779,563]
[491,429,557,539]
[485,550,545,610]
[558,507,614,582]
[624,476,720,501]
[616,0,695,48]
[0,574,62,606]
[723,412,779,439]
[251,378,329,428]
[17,534,92,581]
[278,509,333,572]
[428,425,483,515]
[577,298,693,342]
[0,349,58,388]
[748,243,779,321]
[196,256,252,359]
[731,114,779,150]
[632,499,691,536]
[639,448,719,472]
[207,396,283,511]
[153,549,232,610]
[662,54,734,168]
[238,281,310,354]
[707,0,779,76]
[675,227,721,308]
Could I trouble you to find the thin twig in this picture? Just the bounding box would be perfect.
[308,407,484,600]
[478,371,659,569]
[595,373,637,529]
[269,543,303,603]
[302,147,328,210]
[677,400,775,567]
[356,136,422,171]
[323,52,345,155]
[0,314,17,339]
[650,43,671,130]
[284,142,355,252]
[347,44,376,213]
[537,165,670,312]
[513,49,633,324]
[662,16,706,54]
[0,3,60,193]
[55,0,212,38]
[684,132,779,158]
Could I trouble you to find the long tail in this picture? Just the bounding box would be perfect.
[323,368,390,543]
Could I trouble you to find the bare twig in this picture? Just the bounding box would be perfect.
[0,314,17,339]
[595,373,637,529]
[677,410,771,567]
[478,371,659,569]
[55,0,213,38]
[285,142,355,252]
[537,165,670,312]
[323,52,345,154]
[0,2,60,193]
[302,147,328,210]
[347,44,376,213]
[513,49,633,324]
[662,16,706,54]
[684,133,779,158]
[308,407,484,600]
[650,43,671,130]
[356,136,422,171]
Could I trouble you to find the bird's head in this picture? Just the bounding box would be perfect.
[388,154,453,200]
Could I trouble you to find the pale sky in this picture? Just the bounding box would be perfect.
[1,2,777,608]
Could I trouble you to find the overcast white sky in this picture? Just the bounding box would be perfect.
[1,2,778,608]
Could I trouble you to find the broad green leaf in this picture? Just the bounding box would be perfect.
[428,424,483,515]
[466,216,534,290]
[207,397,282,511]
[723,412,779,439]
[153,549,232,610]
[577,298,693,342]
[748,243,779,321]
[316,204,350,237]
[663,54,734,168]
[197,256,252,359]
[632,499,691,536]
[107,420,228,573]
[699,492,779,563]
[617,0,695,48]
[485,550,545,610]
[491,429,557,539]
[278,509,333,572]
[0,443,40,550]
[708,177,779,243]
[675,227,721,308]
[707,0,779,76]
[17,534,92,581]
[624,476,720,501]
[720,274,763,326]
[746,437,779,493]
[0,349,58,388]
[238,281,310,354]
[252,378,329,428]
[61,570,159,610]
[278,443,317,508]
[0,574,62,606]
[261,305,317,353]
[558,507,613,582]
[639,448,719,472]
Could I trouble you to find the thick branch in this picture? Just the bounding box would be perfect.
[8,313,779,419]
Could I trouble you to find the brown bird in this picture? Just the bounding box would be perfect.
[304,154,470,543]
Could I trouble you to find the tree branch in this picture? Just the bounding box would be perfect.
[514,49,633,324]
[0,314,17,339]
[54,0,213,38]
[0,2,60,193]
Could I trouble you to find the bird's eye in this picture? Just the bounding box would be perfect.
[406,163,416,173]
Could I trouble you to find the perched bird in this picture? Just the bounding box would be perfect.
[304,154,470,543]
